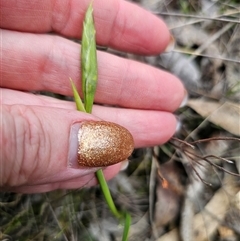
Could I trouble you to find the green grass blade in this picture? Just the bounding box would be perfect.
[81,2,98,113]
[70,78,86,112]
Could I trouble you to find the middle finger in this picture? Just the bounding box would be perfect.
[2,89,178,147]
[2,29,185,111]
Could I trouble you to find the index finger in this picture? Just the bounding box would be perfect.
[0,0,171,54]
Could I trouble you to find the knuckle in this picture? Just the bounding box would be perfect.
[1,105,50,188]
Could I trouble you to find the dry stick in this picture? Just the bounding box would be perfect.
[155,11,240,24]
[189,22,234,61]
[190,136,240,144]
[170,138,240,182]
[160,13,239,63]
[173,49,240,64]
[171,137,195,149]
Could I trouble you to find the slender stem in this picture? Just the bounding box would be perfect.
[71,3,131,240]
[122,212,131,241]
[96,169,130,241]
[95,169,122,219]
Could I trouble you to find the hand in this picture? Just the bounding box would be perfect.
[0,0,186,193]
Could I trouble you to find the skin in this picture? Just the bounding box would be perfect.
[0,0,186,193]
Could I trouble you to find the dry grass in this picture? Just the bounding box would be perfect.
[1,0,240,240]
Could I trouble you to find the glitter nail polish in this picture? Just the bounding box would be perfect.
[77,121,134,167]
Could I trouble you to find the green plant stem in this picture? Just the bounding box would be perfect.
[71,3,131,240]
[70,81,123,220]
[95,169,122,219]
[122,212,131,241]
[71,82,131,240]
[96,169,131,241]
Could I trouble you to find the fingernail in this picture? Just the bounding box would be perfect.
[120,160,129,171]
[68,123,81,168]
[69,121,134,168]
[165,35,175,52]
[175,116,181,133]
[180,89,189,108]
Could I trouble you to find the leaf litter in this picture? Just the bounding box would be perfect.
[1,0,240,241]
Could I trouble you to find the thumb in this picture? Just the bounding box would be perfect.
[0,104,133,192]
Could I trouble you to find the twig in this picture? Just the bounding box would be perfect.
[169,137,240,185]
[154,11,240,24]
[190,136,240,144]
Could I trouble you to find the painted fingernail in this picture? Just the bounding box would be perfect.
[76,121,134,167]
[180,89,189,108]
[165,35,175,52]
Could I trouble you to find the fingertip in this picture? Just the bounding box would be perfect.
[74,163,122,188]
[164,75,188,112]
[164,35,175,53]
[105,0,171,55]
[99,164,122,182]
[153,19,172,54]
[179,89,189,108]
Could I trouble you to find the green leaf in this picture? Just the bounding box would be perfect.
[81,2,98,114]
[70,78,86,113]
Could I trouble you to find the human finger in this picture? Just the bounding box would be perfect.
[6,164,122,193]
[0,0,171,54]
[1,30,186,112]
[2,89,179,147]
[1,103,134,192]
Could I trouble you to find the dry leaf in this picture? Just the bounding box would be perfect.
[192,183,239,241]
[153,161,184,229]
[157,180,239,241]
[187,98,240,136]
